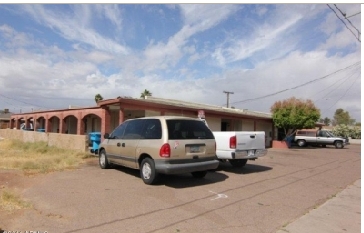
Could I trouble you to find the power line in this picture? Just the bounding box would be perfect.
[0,93,51,110]
[334,4,361,40]
[1,93,93,101]
[230,61,360,105]
[312,66,360,102]
[326,72,360,110]
[327,4,361,42]
[345,11,361,19]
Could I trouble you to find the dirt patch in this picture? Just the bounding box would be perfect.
[0,170,35,229]
[0,157,98,230]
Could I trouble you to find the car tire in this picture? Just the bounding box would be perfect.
[229,159,248,168]
[99,150,110,169]
[335,141,344,149]
[297,140,306,147]
[140,158,159,185]
[191,171,207,178]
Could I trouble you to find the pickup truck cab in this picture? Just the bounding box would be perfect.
[293,129,349,149]
[213,131,268,167]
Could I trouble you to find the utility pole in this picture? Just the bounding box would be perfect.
[223,91,234,108]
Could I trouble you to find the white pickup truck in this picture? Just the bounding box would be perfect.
[213,131,268,167]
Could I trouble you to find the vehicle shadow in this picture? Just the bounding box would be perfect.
[160,171,229,189]
[215,162,272,175]
[111,164,229,188]
[112,164,141,178]
[289,145,350,150]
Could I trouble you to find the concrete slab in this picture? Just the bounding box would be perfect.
[277,179,361,233]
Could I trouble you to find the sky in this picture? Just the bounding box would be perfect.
[0,4,361,122]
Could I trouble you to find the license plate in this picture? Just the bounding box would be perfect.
[248,150,255,156]
[190,146,200,153]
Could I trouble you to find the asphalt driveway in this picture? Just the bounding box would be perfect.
[1,144,360,233]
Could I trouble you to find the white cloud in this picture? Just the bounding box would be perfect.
[179,4,239,30]
[142,4,239,72]
[19,5,128,55]
[0,4,360,122]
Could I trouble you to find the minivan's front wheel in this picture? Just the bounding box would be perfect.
[335,141,344,149]
[191,171,207,178]
[99,150,110,169]
[140,158,159,185]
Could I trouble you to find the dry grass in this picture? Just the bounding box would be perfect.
[0,188,32,210]
[0,139,93,174]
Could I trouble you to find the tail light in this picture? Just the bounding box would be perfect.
[230,136,236,149]
[159,143,171,158]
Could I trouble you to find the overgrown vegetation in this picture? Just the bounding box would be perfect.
[0,189,32,210]
[332,125,361,139]
[0,139,93,174]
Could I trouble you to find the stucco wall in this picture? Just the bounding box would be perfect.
[205,116,221,131]
[0,129,88,152]
[256,121,273,147]
[242,119,254,131]
[145,110,161,117]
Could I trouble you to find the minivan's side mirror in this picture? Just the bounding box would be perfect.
[104,133,110,139]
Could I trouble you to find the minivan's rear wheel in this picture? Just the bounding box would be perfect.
[297,140,306,147]
[99,150,110,169]
[335,141,344,149]
[229,159,248,168]
[191,171,207,178]
[140,158,159,185]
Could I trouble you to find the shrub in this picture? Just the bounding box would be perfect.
[332,125,361,139]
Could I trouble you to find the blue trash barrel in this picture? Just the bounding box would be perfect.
[37,129,45,132]
[89,132,101,154]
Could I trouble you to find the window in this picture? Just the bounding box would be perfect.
[110,121,128,139]
[123,119,145,139]
[141,119,162,139]
[167,119,214,140]
[318,131,328,137]
[296,130,316,137]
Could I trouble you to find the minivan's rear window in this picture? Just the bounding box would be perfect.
[167,120,214,140]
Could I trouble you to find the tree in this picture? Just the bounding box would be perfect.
[140,89,152,98]
[323,117,331,126]
[333,108,351,126]
[95,94,104,103]
[270,97,320,139]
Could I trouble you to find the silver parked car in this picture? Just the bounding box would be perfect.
[98,116,219,185]
[293,129,349,149]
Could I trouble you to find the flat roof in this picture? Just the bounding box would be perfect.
[98,96,272,120]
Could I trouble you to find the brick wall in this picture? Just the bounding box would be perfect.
[0,129,88,152]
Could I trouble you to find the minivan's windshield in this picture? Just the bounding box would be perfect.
[167,119,215,140]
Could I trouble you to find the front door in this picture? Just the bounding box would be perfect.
[120,119,145,168]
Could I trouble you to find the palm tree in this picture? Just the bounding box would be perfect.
[95,94,104,103]
[140,89,152,99]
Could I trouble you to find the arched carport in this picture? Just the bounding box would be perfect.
[48,116,60,133]
[64,115,78,134]
[83,113,102,134]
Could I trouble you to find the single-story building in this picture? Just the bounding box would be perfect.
[10,96,275,147]
[0,109,11,129]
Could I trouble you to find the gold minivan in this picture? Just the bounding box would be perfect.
[98,116,218,185]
